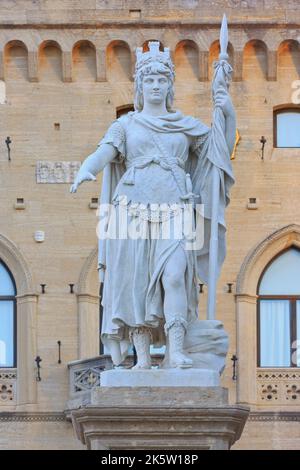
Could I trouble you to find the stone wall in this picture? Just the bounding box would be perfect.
[0,0,300,450]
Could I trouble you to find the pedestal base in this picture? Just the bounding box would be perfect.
[71,387,249,450]
[100,368,219,387]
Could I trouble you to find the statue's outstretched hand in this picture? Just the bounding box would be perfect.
[70,171,96,193]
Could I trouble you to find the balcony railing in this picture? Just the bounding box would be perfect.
[66,354,163,414]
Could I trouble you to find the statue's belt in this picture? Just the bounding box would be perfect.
[122,155,185,186]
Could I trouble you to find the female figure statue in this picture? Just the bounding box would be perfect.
[70,39,235,370]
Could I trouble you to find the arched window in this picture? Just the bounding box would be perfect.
[0,261,16,367]
[116,104,134,118]
[258,248,300,367]
[274,106,300,148]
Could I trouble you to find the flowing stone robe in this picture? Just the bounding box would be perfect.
[97,110,234,365]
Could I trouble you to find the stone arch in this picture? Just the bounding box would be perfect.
[278,39,300,81]
[236,224,300,296]
[38,40,62,81]
[77,247,99,359]
[72,40,96,81]
[142,40,164,52]
[174,40,199,81]
[77,246,99,297]
[0,233,37,406]
[4,40,28,81]
[106,40,132,82]
[235,224,300,404]
[116,103,134,118]
[0,233,35,296]
[243,39,268,81]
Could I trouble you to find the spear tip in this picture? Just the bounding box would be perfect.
[219,13,229,60]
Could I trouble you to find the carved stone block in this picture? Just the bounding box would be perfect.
[36,161,81,184]
[0,369,17,405]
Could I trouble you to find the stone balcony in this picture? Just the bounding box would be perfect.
[257,368,300,405]
[66,354,163,417]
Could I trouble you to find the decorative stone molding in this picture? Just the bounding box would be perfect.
[77,294,99,304]
[0,369,17,405]
[249,412,300,422]
[234,293,257,304]
[69,356,111,396]
[0,412,65,422]
[257,369,300,404]
[36,161,81,184]
[67,356,114,412]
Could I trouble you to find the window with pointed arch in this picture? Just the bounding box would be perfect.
[0,260,16,368]
[257,248,300,367]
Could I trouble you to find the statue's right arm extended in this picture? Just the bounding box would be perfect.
[70,143,118,193]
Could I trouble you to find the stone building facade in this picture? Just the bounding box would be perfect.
[0,0,300,449]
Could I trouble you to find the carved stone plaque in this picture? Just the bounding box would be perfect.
[36,161,81,184]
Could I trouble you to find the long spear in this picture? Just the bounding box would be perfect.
[207,14,229,320]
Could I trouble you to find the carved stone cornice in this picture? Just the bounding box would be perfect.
[0,412,66,422]
[249,412,300,422]
[1,21,300,30]
[235,293,257,304]
[77,294,99,304]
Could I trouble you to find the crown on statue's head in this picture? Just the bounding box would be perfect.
[135,41,175,77]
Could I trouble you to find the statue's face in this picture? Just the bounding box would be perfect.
[142,73,169,106]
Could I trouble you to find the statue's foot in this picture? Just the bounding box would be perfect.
[170,352,193,369]
[131,361,152,370]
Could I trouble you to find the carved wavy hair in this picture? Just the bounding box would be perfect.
[134,61,175,112]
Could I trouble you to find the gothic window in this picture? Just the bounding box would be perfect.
[274,107,300,148]
[258,248,300,367]
[0,261,16,368]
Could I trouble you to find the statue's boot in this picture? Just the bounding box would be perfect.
[165,317,193,369]
[130,327,152,370]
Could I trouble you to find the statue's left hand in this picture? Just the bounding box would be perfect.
[214,89,234,118]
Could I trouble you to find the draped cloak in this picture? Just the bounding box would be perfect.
[97,109,234,365]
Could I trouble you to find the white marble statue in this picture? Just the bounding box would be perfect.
[70,16,235,371]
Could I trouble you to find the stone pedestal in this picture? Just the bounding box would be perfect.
[71,386,249,450]
[100,368,220,387]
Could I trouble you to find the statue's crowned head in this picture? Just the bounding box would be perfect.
[134,41,175,111]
